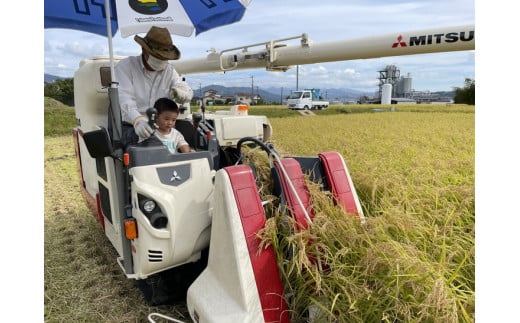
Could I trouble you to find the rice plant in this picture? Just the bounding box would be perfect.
[256,111,474,322]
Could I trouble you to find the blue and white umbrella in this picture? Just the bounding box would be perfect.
[44,0,252,144]
[44,0,253,38]
[44,0,253,80]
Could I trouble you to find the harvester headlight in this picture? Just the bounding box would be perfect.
[142,200,156,213]
[149,212,168,229]
[137,194,167,229]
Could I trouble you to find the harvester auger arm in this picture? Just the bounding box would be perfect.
[172,24,474,75]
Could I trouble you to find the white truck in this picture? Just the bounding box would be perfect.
[287,89,329,110]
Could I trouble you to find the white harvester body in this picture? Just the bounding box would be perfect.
[70,24,473,321]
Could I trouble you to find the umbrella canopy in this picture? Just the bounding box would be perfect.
[44,0,252,38]
[44,0,118,37]
[44,0,253,95]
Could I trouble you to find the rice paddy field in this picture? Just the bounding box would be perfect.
[44,100,474,322]
[262,108,474,322]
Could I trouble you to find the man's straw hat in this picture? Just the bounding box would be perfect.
[134,26,180,60]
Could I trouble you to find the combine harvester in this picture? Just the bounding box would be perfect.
[72,24,474,322]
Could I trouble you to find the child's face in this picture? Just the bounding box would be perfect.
[156,110,178,133]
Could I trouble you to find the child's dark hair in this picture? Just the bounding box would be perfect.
[154,97,179,115]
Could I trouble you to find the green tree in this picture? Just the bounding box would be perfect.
[44,78,74,106]
[453,78,475,105]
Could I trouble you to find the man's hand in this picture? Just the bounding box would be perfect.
[134,117,153,139]
[170,84,194,103]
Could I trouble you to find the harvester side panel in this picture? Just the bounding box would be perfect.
[74,57,124,200]
[99,156,125,257]
[187,165,289,323]
[209,115,272,146]
[227,165,290,323]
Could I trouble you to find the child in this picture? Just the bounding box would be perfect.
[147,97,193,153]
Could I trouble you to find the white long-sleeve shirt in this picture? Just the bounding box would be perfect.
[114,55,189,124]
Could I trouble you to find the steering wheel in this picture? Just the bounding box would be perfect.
[236,137,274,157]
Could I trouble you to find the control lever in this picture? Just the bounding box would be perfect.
[192,113,202,128]
[146,107,158,131]
[200,100,206,122]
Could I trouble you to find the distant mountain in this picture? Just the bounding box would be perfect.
[43,75,451,102]
[45,73,66,83]
[431,91,456,99]
[198,85,284,104]
[281,87,373,101]
[201,85,372,104]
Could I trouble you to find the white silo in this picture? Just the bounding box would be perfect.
[381,83,392,104]
[402,73,413,97]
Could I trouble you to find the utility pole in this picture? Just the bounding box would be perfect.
[280,87,283,105]
[296,65,299,91]
[251,75,254,103]
[199,83,203,107]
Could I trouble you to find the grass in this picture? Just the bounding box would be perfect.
[44,97,474,322]
[44,97,76,137]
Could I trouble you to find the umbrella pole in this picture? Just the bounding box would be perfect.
[104,0,121,142]
[105,0,134,276]
[105,0,116,85]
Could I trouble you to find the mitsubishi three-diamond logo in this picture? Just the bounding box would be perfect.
[170,170,182,182]
[392,35,407,48]
[157,165,190,187]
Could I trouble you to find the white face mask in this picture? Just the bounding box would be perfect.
[147,54,168,71]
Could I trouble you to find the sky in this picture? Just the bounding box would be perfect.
[43,0,475,95]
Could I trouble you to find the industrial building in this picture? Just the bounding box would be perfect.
[375,65,453,104]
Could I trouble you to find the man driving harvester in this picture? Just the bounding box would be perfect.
[114,26,194,144]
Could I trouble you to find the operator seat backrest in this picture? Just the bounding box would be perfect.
[74,59,118,133]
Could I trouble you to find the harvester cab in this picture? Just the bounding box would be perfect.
[72,55,364,320]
